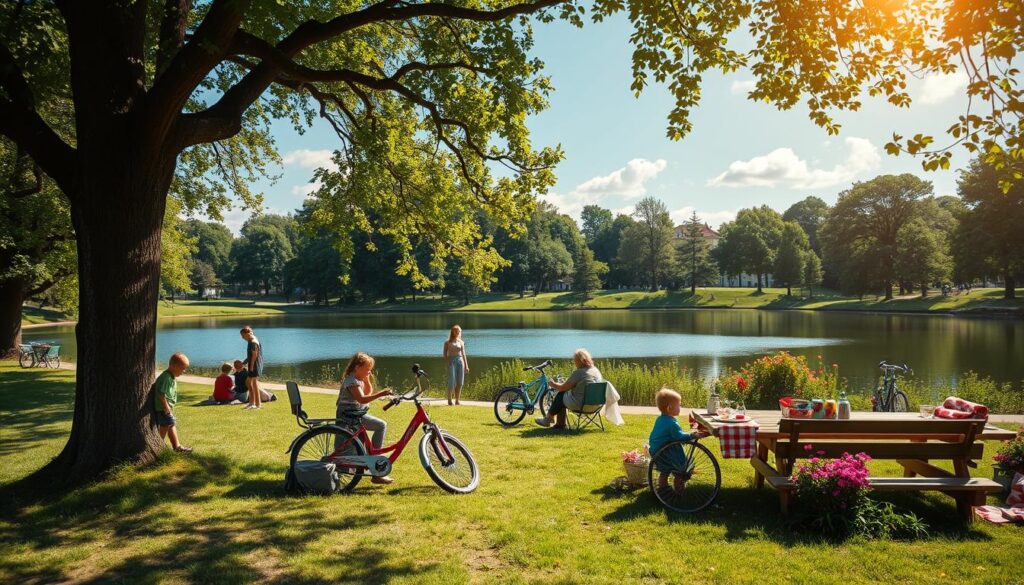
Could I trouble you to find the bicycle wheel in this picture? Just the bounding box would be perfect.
[18,351,33,368]
[290,426,365,493]
[420,430,479,494]
[891,389,910,413]
[493,387,528,427]
[539,387,555,418]
[648,440,721,513]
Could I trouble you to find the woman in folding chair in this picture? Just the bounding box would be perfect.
[535,348,603,430]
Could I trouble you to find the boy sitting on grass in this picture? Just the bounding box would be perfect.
[154,352,193,453]
[212,362,236,403]
[648,388,708,492]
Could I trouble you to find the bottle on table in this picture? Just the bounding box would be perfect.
[837,391,851,420]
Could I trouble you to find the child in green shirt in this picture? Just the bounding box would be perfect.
[154,352,192,453]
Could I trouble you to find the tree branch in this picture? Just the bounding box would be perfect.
[0,43,75,193]
[177,0,564,148]
[156,0,193,75]
[146,0,247,135]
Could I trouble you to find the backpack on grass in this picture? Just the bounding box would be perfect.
[286,461,339,495]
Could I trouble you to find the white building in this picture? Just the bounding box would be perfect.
[674,221,775,288]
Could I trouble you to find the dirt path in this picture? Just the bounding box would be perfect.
[45,361,1024,423]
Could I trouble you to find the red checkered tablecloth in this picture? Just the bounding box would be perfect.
[717,420,759,459]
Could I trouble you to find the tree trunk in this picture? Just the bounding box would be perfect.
[1005,274,1016,300]
[884,281,893,300]
[786,285,791,297]
[756,273,763,293]
[37,145,173,485]
[0,278,28,357]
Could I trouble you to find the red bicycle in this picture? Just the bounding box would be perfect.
[286,364,479,494]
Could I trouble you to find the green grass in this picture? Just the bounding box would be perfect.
[2,363,1023,584]
[19,305,71,326]
[23,288,1024,328]
[344,287,1024,314]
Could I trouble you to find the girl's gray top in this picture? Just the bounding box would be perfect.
[337,374,364,406]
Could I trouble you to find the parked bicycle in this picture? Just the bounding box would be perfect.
[872,361,911,412]
[492,359,562,427]
[286,364,479,494]
[648,436,721,513]
[17,342,60,368]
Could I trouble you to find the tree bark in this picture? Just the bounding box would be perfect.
[0,278,27,357]
[38,142,174,485]
[786,285,791,297]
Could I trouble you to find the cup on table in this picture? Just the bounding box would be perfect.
[716,406,731,419]
[919,404,936,418]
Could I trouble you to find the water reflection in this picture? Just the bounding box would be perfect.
[24,310,1023,389]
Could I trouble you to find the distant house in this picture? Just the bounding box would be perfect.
[200,286,223,299]
[674,221,775,288]
[549,276,574,292]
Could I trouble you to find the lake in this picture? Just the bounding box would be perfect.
[24,309,1024,391]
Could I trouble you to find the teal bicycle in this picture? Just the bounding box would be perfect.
[493,360,562,427]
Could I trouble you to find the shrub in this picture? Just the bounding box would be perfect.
[735,352,819,407]
[791,448,872,537]
[994,428,1024,474]
[790,447,929,540]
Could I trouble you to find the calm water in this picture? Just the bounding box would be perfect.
[24,310,1024,391]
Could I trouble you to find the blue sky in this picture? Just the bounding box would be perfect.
[218,13,971,233]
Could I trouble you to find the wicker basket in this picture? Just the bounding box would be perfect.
[623,460,649,486]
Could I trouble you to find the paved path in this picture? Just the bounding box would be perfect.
[47,362,1024,423]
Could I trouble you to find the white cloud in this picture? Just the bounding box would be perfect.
[670,206,736,229]
[707,137,880,189]
[574,158,667,198]
[730,80,756,96]
[291,181,322,198]
[918,71,967,105]
[540,158,668,218]
[282,149,339,172]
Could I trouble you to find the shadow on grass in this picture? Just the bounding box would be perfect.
[0,367,75,456]
[590,484,994,546]
[0,453,438,584]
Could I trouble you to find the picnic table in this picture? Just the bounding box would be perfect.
[693,410,1015,523]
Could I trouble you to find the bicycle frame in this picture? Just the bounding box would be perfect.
[504,371,550,412]
[330,383,457,471]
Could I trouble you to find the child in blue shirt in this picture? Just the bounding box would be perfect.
[648,388,708,492]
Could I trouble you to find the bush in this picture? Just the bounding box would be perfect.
[790,449,872,537]
[724,352,839,408]
[994,428,1024,474]
[790,448,929,540]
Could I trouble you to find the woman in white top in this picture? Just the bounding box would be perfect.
[443,325,470,405]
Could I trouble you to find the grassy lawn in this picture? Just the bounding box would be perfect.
[2,363,1023,584]
[22,288,1024,328]
[343,287,1024,314]
[20,305,71,326]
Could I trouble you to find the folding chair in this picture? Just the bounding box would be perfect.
[567,382,607,431]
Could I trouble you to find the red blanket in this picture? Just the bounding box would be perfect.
[934,396,988,420]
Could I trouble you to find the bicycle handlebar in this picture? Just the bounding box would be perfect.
[523,359,552,372]
[878,361,912,374]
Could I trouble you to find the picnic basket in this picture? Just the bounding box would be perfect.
[623,460,649,486]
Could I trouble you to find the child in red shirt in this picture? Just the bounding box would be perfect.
[213,362,235,402]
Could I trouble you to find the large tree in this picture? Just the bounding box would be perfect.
[4,0,1020,485]
[953,160,1024,299]
[714,206,783,292]
[820,174,932,299]
[676,211,718,294]
[183,219,234,280]
[782,196,828,255]
[774,221,810,297]
[620,196,676,290]
[894,218,951,297]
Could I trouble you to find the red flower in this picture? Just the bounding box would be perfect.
[736,376,748,392]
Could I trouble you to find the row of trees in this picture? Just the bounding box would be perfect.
[171,164,1024,310]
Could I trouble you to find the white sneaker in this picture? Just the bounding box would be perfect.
[535,416,551,427]
[242,404,254,410]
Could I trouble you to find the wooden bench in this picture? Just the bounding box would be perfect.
[754,418,1003,523]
